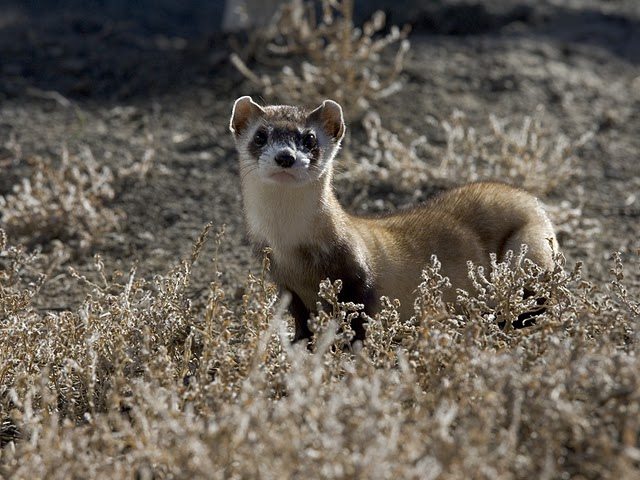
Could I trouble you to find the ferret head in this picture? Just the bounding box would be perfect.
[230,96,345,186]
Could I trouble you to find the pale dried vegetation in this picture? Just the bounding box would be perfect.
[230,0,410,120]
[1,223,639,478]
[346,106,593,197]
[0,143,122,250]
[1,1,639,478]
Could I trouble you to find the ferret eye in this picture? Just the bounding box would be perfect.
[303,132,317,150]
[253,129,268,147]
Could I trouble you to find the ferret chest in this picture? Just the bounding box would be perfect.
[270,242,374,310]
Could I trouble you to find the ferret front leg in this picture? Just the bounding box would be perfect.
[289,290,313,343]
[339,279,377,342]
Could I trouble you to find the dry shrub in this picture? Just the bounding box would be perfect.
[0,146,122,249]
[343,108,594,197]
[230,0,410,120]
[343,110,435,193]
[432,108,594,194]
[1,224,639,479]
[0,230,46,319]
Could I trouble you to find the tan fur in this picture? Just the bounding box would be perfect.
[230,96,558,340]
[351,182,557,317]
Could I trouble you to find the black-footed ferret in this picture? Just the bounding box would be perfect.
[230,96,558,342]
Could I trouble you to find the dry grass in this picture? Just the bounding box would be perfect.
[1,222,639,478]
[432,108,594,194]
[0,145,122,250]
[343,107,594,197]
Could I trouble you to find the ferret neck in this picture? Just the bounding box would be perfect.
[242,173,345,250]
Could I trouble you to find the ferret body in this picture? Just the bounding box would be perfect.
[230,96,557,342]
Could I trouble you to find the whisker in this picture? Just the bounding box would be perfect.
[332,162,350,176]
[240,164,259,182]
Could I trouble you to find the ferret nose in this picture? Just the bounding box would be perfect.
[274,152,295,168]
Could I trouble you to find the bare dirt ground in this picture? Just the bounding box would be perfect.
[1,0,639,314]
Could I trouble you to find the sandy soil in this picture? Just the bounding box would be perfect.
[1,0,639,310]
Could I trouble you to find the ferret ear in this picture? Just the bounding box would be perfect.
[307,100,345,142]
[230,96,265,137]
